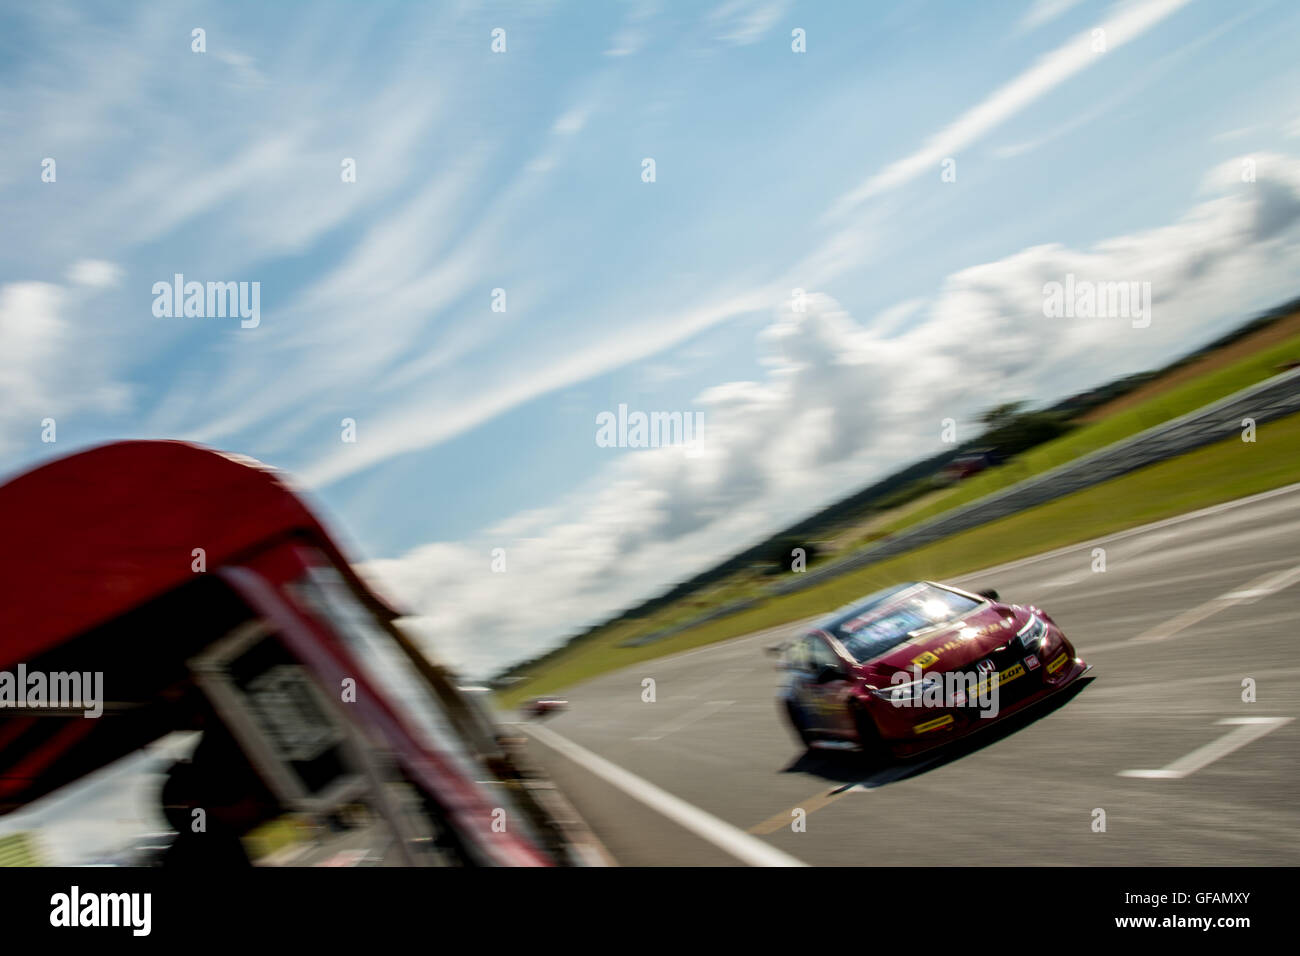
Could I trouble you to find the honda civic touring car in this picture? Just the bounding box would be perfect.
[777,581,1090,759]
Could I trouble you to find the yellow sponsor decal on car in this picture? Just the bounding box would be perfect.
[1047,651,1069,674]
[909,627,1006,666]
[913,714,954,734]
[971,662,1026,697]
[911,651,940,669]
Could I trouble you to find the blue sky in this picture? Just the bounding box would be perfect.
[4,0,1300,677]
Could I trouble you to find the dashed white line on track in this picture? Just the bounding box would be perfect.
[1118,716,1293,779]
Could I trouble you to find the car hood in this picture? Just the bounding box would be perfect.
[858,604,1028,678]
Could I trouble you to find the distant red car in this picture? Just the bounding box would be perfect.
[778,581,1089,758]
[522,697,569,720]
[941,449,999,482]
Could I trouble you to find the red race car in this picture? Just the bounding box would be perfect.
[521,697,569,720]
[778,581,1089,758]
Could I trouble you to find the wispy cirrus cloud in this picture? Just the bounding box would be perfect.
[1017,0,1088,34]
[605,0,659,56]
[834,0,1193,212]
[707,0,790,46]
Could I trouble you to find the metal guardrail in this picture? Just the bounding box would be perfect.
[621,367,1300,646]
[619,598,759,647]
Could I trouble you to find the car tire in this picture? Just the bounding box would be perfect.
[850,701,890,766]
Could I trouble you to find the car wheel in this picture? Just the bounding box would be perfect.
[784,700,814,748]
[850,702,890,766]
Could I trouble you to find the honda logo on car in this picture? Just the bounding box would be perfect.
[888,664,1002,719]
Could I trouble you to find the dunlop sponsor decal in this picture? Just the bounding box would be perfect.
[1047,652,1069,674]
[913,714,955,734]
[970,662,1025,698]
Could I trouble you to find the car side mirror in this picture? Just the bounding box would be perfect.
[978,588,999,601]
[815,664,844,684]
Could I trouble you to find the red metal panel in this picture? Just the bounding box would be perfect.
[0,441,400,667]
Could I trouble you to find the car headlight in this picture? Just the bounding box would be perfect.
[872,674,940,705]
[1016,613,1048,651]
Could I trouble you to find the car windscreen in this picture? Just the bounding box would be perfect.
[831,583,982,662]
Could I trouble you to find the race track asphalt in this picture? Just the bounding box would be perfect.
[514,483,1300,866]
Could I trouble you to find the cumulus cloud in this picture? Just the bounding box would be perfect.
[0,279,129,458]
[365,152,1300,680]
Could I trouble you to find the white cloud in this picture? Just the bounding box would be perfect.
[297,287,772,487]
[216,51,267,90]
[998,5,1272,161]
[605,0,658,56]
[1017,0,1087,34]
[868,297,929,337]
[604,31,643,57]
[552,104,591,135]
[836,0,1193,212]
[0,280,129,457]
[369,152,1300,678]
[1212,126,1261,143]
[708,0,789,47]
[992,83,1129,158]
[66,259,123,289]
[2,3,450,281]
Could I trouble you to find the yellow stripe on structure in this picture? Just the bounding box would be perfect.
[0,832,42,867]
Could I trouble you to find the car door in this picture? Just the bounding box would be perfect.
[806,633,856,737]
[784,635,822,730]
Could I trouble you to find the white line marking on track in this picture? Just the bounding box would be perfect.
[1085,561,1300,652]
[1133,563,1300,643]
[1221,562,1300,601]
[1118,717,1293,779]
[1034,532,1178,593]
[520,722,807,867]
